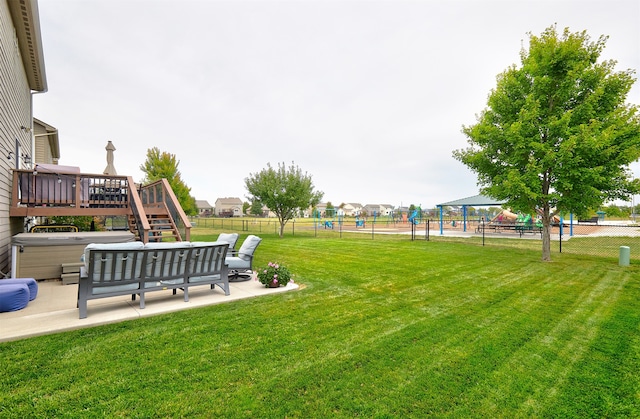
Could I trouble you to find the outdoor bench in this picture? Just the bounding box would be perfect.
[479,223,519,233]
[478,222,542,237]
[578,216,599,224]
[78,241,229,319]
[516,223,543,237]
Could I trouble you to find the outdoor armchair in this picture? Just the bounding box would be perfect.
[226,235,262,282]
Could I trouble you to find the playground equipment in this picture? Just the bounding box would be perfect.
[386,210,396,226]
[355,217,365,228]
[405,206,422,225]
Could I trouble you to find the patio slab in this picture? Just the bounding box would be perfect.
[1,278,299,342]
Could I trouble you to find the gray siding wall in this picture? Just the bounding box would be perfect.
[0,1,34,275]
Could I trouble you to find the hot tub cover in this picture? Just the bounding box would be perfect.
[12,231,135,247]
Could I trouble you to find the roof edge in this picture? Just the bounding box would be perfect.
[8,0,48,92]
[438,193,506,207]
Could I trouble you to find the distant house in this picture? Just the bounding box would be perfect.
[261,205,276,218]
[379,204,394,216]
[215,197,243,217]
[363,204,393,217]
[342,203,362,217]
[315,202,327,217]
[195,200,213,217]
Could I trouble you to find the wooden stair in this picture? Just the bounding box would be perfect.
[128,212,181,242]
[147,214,180,241]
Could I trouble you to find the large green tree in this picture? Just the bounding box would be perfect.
[454,26,640,261]
[140,147,197,215]
[245,162,323,237]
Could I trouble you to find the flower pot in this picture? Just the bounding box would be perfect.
[268,282,280,288]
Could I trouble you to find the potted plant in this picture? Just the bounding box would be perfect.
[255,262,292,288]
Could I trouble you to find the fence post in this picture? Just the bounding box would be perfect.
[559,225,563,253]
[425,219,429,241]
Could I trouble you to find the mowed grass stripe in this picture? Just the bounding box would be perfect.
[1,234,639,417]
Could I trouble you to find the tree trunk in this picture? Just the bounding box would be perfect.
[541,204,552,262]
[279,220,285,238]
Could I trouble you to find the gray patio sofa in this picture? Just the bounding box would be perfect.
[78,241,229,319]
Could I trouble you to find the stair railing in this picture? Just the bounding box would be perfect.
[127,177,151,243]
[138,179,191,242]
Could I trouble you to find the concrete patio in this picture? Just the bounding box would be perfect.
[1,278,299,343]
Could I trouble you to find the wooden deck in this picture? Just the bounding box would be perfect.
[9,169,191,242]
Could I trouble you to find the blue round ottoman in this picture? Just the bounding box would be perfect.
[0,278,38,300]
[0,284,29,312]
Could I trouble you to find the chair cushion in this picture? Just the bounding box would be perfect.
[237,235,262,260]
[217,233,239,248]
[0,284,29,312]
[226,256,249,270]
[0,278,38,300]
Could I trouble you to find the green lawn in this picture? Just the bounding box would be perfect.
[1,232,639,417]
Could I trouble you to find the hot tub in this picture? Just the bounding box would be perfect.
[11,231,136,280]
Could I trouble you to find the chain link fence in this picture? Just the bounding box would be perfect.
[189,217,640,261]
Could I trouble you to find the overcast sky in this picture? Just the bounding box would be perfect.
[34,0,639,209]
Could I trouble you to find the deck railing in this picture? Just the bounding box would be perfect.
[10,170,188,243]
[11,169,134,213]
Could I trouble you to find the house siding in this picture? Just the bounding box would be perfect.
[34,134,55,164]
[0,1,36,274]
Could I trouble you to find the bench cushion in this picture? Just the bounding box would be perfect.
[92,282,140,295]
[84,242,146,282]
[143,242,193,249]
[144,244,191,280]
[188,241,227,282]
[83,242,145,271]
[188,273,222,283]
